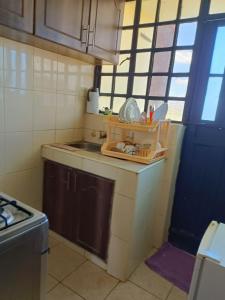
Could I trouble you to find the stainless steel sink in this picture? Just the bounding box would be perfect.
[67,141,102,153]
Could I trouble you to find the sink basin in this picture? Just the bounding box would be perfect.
[67,141,102,153]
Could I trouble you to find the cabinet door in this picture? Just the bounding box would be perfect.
[43,160,74,238]
[0,0,34,33]
[75,170,114,260]
[43,160,58,231]
[88,0,124,64]
[35,0,90,52]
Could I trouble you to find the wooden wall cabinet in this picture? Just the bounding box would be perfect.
[0,0,34,33]
[35,0,124,63]
[88,0,124,64]
[43,160,114,261]
[35,0,90,53]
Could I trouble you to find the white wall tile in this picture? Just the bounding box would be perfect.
[108,235,130,281]
[0,37,94,209]
[55,129,76,143]
[5,88,33,131]
[4,39,33,90]
[0,38,4,87]
[0,175,4,191]
[74,97,85,128]
[80,65,95,97]
[5,132,33,173]
[0,133,5,175]
[73,128,83,141]
[33,91,56,130]
[34,48,57,91]
[84,128,104,144]
[3,169,33,204]
[57,55,81,95]
[115,170,137,198]
[0,87,4,132]
[84,113,106,131]
[32,130,55,166]
[111,193,135,242]
[56,94,77,129]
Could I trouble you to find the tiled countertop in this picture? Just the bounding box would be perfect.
[42,144,164,174]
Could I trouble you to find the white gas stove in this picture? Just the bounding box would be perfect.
[0,192,49,300]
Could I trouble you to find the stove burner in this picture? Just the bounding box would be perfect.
[0,196,33,230]
[0,208,14,225]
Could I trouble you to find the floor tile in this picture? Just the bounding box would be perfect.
[167,286,188,300]
[47,284,83,300]
[129,263,172,300]
[49,236,61,248]
[106,281,158,300]
[48,244,86,281]
[47,274,58,292]
[63,261,118,300]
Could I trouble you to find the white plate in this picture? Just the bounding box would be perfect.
[119,98,140,122]
[153,103,168,121]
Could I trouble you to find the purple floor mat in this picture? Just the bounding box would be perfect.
[145,242,195,293]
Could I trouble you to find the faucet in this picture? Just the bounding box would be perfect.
[99,130,107,139]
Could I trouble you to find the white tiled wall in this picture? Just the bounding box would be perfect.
[0,37,94,209]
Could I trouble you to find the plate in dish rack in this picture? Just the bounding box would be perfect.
[119,98,141,122]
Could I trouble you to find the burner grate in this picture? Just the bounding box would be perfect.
[0,196,33,231]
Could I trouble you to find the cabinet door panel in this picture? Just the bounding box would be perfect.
[0,0,34,33]
[88,0,124,64]
[43,160,59,232]
[75,171,114,260]
[43,161,73,238]
[35,0,90,52]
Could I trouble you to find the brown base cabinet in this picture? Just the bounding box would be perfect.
[43,160,114,261]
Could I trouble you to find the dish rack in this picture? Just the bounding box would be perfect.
[101,116,170,164]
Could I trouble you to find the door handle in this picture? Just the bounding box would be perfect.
[81,25,89,47]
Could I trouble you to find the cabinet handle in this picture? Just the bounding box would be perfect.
[81,25,89,47]
[88,28,95,47]
[66,171,71,191]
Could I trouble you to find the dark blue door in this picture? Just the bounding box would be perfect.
[169,19,225,254]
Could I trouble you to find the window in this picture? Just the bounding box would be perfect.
[97,0,224,122]
[201,25,225,122]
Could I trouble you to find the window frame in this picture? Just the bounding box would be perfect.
[95,0,225,123]
[186,18,225,127]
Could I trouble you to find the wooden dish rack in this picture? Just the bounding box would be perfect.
[101,116,170,165]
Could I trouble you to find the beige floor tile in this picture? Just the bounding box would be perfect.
[63,261,118,300]
[106,281,158,300]
[129,263,172,300]
[167,286,188,300]
[48,244,86,281]
[47,274,58,292]
[47,284,83,300]
[49,236,61,248]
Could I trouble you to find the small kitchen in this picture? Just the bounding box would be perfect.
[1,1,225,300]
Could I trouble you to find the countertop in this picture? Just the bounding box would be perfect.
[42,144,165,174]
